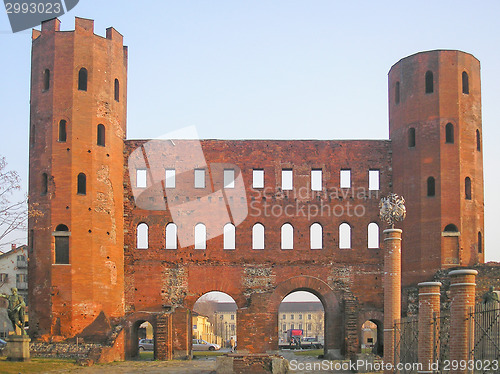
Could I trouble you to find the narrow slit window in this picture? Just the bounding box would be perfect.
[41,173,48,195]
[408,127,416,147]
[444,224,458,232]
[395,81,400,104]
[195,223,206,249]
[369,170,380,191]
[465,177,472,200]
[194,169,205,189]
[43,69,50,91]
[253,169,264,189]
[114,78,119,102]
[97,124,105,146]
[462,71,469,94]
[224,169,235,189]
[478,232,482,253]
[476,130,481,151]
[165,169,175,188]
[252,223,265,249]
[427,177,435,197]
[137,223,148,249]
[282,169,293,191]
[310,223,322,249]
[425,71,433,94]
[311,169,322,191]
[339,223,351,249]
[368,222,379,249]
[445,123,454,144]
[77,173,86,195]
[78,68,88,91]
[58,120,67,142]
[281,223,293,249]
[165,223,177,249]
[224,223,236,250]
[136,169,147,188]
[340,169,351,189]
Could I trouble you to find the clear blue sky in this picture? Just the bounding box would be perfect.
[1,1,499,261]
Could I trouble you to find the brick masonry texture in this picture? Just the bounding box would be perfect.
[27,17,485,361]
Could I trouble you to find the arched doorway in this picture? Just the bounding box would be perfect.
[131,319,155,359]
[360,319,383,356]
[193,291,237,352]
[278,291,325,351]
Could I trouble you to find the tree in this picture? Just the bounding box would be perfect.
[0,156,28,249]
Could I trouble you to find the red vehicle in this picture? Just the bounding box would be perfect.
[279,329,304,349]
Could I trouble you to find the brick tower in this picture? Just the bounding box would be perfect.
[389,50,484,285]
[28,17,127,339]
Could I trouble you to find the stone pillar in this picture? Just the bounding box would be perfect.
[418,282,441,374]
[5,335,31,361]
[383,228,402,374]
[171,306,192,359]
[156,313,173,361]
[449,269,477,374]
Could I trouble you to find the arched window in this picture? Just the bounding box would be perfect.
[465,177,472,200]
[427,177,436,197]
[445,123,454,144]
[43,69,50,91]
[97,124,105,146]
[368,222,379,249]
[137,223,148,249]
[478,232,482,253]
[78,68,88,91]
[165,223,177,249]
[425,71,433,94]
[41,173,48,195]
[476,129,481,151]
[395,81,400,104]
[58,120,67,142]
[224,223,236,250]
[54,224,70,264]
[114,78,119,102]
[195,223,206,249]
[339,223,351,249]
[444,224,459,232]
[281,223,293,250]
[252,223,265,249]
[462,71,469,94]
[310,223,322,249]
[408,127,416,148]
[77,173,86,195]
[55,224,69,232]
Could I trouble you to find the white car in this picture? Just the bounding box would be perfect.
[192,339,220,351]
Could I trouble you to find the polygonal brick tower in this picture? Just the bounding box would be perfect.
[28,17,127,339]
[389,50,484,286]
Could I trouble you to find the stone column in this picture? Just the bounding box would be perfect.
[418,282,441,374]
[449,269,477,374]
[383,228,402,374]
[171,306,192,359]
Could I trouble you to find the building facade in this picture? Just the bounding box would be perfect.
[27,17,484,359]
[279,302,324,342]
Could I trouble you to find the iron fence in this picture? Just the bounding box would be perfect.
[432,312,450,374]
[469,302,500,374]
[394,316,419,374]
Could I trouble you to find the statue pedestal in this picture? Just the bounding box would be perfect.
[5,335,31,361]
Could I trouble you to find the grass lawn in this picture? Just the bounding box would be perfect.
[292,349,324,356]
[0,357,79,373]
[193,350,226,357]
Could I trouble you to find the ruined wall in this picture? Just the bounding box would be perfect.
[123,139,390,354]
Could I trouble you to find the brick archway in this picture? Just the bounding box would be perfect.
[358,310,384,356]
[124,312,158,359]
[268,275,344,358]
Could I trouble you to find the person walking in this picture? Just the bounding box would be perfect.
[229,336,236,353]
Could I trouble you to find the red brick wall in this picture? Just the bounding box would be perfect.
[28,17,127,338]
[389,50,484,286]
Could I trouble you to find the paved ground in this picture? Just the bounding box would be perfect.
[45,353,367,374]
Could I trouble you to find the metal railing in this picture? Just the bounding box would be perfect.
[469,302,500,373]
[394,316,419,374]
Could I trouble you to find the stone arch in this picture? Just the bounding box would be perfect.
[268,275,343,358]
[184,289,246,311]
[124,312,158,359]
[357,310,384,356]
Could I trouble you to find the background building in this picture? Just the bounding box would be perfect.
[279,302,324,342]
[0,244,28,338]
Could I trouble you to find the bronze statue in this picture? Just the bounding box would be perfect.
[483,286,500,304]
[0,287,27,335]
